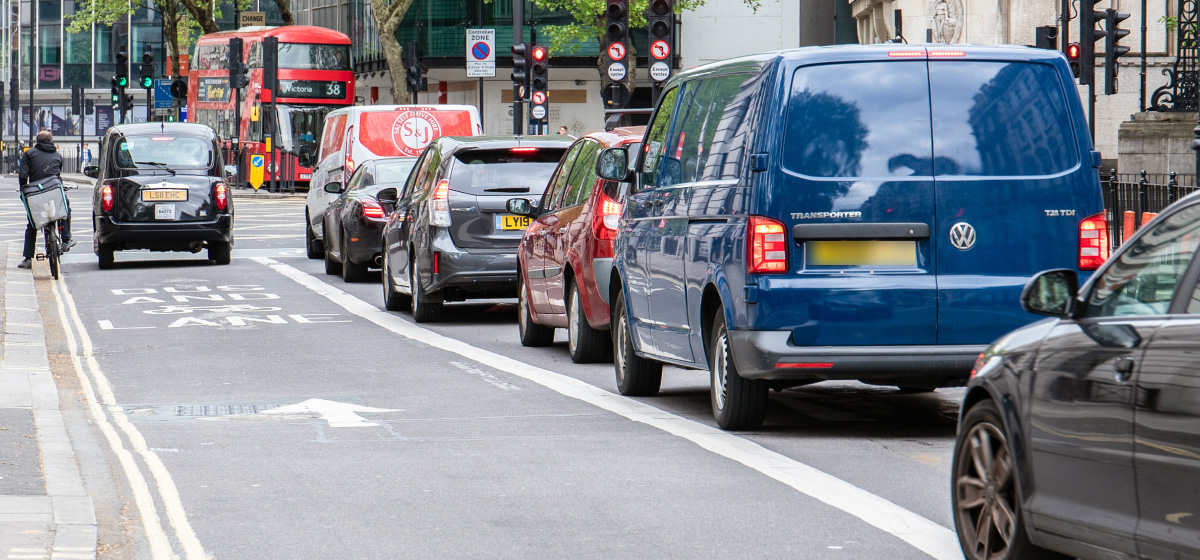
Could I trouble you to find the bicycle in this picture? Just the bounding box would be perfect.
[21,177,72,280]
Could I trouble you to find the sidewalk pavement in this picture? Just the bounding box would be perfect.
[38,174,306,200]
[0,241,97,560]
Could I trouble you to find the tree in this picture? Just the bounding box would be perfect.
[369,0,418,101]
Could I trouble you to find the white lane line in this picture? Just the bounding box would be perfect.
[51,277,207,560]
[252,257,963,560]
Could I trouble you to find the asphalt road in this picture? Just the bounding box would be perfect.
[28,183,969,559]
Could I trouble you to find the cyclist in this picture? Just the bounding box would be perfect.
[17,130,74,269]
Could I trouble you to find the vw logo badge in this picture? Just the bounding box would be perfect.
[949,222,976,251]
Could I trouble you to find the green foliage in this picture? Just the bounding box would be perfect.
[530,0,758,54]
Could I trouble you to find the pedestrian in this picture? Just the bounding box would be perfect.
[558,126,569,135]
[17,130,74,269]
[81,142,92,168]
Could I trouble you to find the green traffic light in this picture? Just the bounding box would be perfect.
[116,76,128,88]
[140,76,153,89]
[111,94,119,103]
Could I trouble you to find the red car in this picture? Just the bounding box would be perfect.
[510,127,644,362]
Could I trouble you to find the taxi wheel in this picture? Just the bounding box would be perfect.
[305,211,323,259]
[517,274,554,347]
[409,261,443,323]
[97,244,115,270]
[208,242,231,265]
[567,281,609,363]
[953,400,1066,560]
[710,313,767,430]
[341,229,370,282]
[613,287,662,396]
[381,252,407,312]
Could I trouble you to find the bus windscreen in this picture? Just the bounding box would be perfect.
[278,43,350,70]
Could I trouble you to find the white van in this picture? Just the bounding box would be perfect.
[305,104,482,257]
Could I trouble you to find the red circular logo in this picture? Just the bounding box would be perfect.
[391,111,442,156]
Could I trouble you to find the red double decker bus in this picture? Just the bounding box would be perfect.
[188,25,354,189]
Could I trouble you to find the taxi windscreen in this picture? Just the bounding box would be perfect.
[116,136,214,170]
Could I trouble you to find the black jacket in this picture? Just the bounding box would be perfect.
[18,140,62,187]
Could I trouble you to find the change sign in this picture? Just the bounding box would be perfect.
[466,29,495,78]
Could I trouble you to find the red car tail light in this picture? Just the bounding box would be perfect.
[591,191,622,241]
[214,182,228,211]
[100,181,115,213]
[748,216,789,273]
[1078,212,1109,270]
[362,200,386,220]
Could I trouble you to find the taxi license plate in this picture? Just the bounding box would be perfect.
[155,204,177,220]
[142,189,187,202]
[496,214,531,230]
[807,240,916,267]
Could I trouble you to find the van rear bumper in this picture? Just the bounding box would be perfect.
[726,330,985,381]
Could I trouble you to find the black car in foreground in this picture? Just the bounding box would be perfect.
[85,123,234,268]
[321,157,417,282]
[380,136,571,322]
[953,193,1200,560]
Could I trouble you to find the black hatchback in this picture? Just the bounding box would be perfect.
[85,123,234,269]
[380,136,571,322]
[953,193,1200,560]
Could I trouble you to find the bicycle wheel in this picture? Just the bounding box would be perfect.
[44,223,59,279]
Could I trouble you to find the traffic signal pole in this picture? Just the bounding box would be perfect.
[230,38,244,188]
[512,0,523,135]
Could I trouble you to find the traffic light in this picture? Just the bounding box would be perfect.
[529,45,548,122]
[1104,9,1131,95]
[1034,25,1057,50]
[8,80,16,111]
[116,45,129,88]
[140,47,154,89]
[1079,0,1105,86]
[85,99,94,115]
[404,40,427,94]
[263,36,278,91]
[228,38,245,89]
[170,79,187,99]
[603,0,630,108]
[647,0,674,84]
[511,42,530,94]
[122,93,134,112]
[110,77,120,104]
[1066,42,1081,78]
[71,84,82,114]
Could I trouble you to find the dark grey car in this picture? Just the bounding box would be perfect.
[379,136,570,322]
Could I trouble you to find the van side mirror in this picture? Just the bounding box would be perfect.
[506,197,537,217]
[83,165,99,178]
[596,147,630,182]
[324,181,344,194]
[1021,269,1078,317]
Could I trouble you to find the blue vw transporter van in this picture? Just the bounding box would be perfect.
[600,44,1106,430]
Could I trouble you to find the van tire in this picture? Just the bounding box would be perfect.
[517,274,554,347]
[305,211,323,259]
[409,261,443,323]
[710,313,768,430]
[567,281,610,363]
[341,228,370,282]
[613,287,662,396]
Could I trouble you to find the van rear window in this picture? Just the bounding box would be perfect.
[929,61,1078,176]
[448,148,565,196]
[783,61,933,179]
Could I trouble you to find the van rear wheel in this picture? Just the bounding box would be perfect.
[305,211,323,259]
[710,313,767,430]
[612,287,662,396]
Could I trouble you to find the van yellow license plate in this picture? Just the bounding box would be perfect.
[807,240,916,267]
[496,215,531,230]
[142,190,187,202]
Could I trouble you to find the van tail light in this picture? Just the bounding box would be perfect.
[100,181,115,213]
[748,216,789,273]
[591,191,622,240]
[214,182,228,211]
[429,179,451,227]
[1078,212,1110,270]
[362,200,386,220]
[344,154,356,183]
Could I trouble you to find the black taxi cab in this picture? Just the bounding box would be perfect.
[85,123,235,269]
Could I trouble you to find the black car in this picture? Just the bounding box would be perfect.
[380,136,571,322]
[321,158,417,282]
[953,193,1200,560]
[85,123,234,269]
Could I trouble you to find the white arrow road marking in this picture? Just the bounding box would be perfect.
[260,398,400,428]
[254,257,964,560]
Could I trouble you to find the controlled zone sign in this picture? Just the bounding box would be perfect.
[249,154,265,190]
[466,29,495,78]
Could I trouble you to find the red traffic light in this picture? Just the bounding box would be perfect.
[1066,42,1080,59]
[533,46,547,61]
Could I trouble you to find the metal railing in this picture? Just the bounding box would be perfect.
[1101,170,1199,250]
